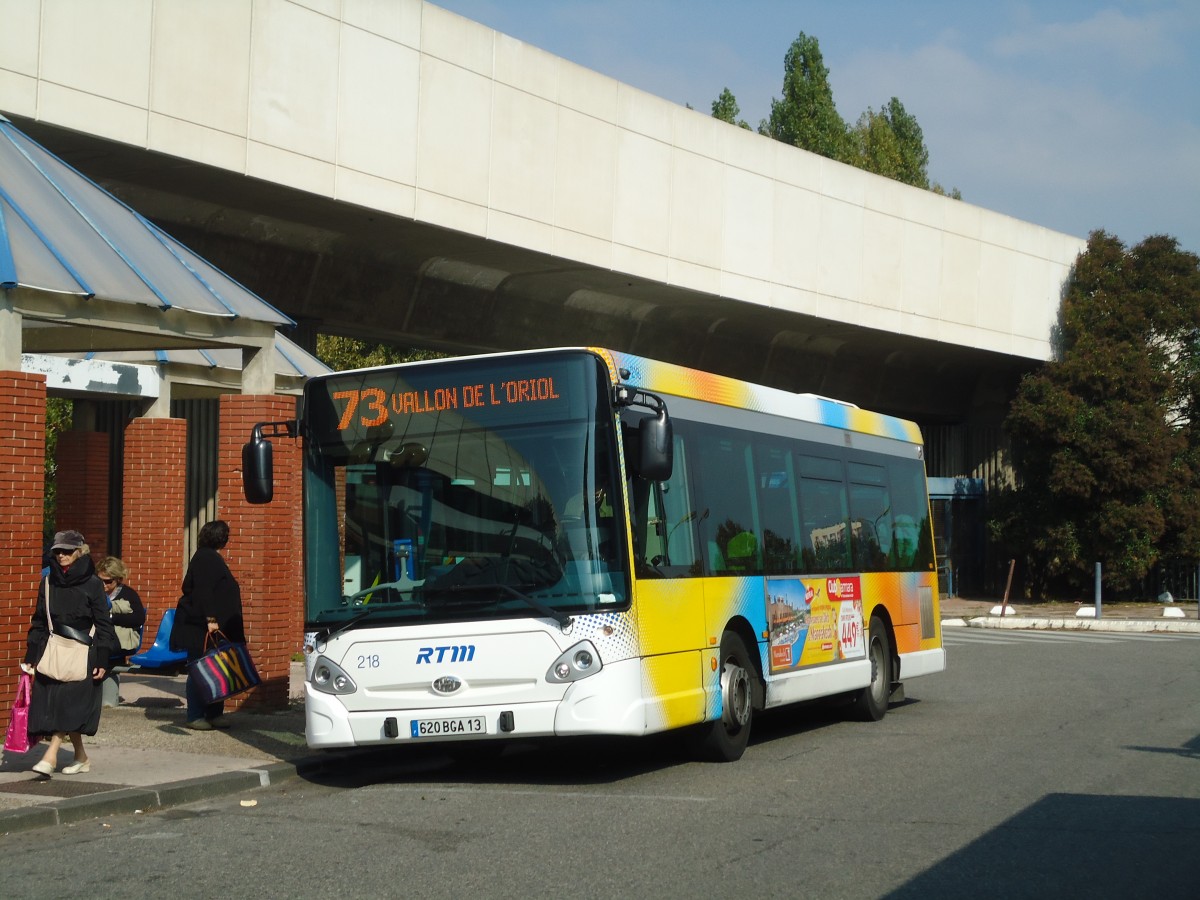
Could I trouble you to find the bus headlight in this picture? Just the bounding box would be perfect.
[311,656,357,695]
[546,641,602,683]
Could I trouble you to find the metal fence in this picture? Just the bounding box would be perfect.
[1150,559,1200,602]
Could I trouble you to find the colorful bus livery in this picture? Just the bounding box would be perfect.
[244,347,946,761]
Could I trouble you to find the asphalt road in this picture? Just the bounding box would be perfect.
[4,629,1199,899]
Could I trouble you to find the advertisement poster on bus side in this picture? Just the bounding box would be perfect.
[766,576,865,674]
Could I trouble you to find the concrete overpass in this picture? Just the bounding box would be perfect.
[0,0,1085,455]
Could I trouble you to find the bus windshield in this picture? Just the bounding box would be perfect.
[301,352,628,627]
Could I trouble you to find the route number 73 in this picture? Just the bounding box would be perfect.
[333,389,388,430]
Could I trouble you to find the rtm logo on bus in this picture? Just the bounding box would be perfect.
[416,645,476,664]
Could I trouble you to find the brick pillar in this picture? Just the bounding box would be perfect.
[55,429,110,560]
[122,417,188,637]
[218,394,301,711]
[0,373,46,736]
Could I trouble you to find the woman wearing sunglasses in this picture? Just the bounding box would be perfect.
[21,530,117,777]
[96,557,147,705]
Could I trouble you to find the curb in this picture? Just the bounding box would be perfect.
[0,756,323,836]
[948,616,1200,634]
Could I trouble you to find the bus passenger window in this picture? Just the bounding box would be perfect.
[755,444,802,575]
[725,530,759,573]
[890,514,920,568]
[886,455,934,571]
[798,455,850,573]
[848,461,891,572]
[638,432,700,577]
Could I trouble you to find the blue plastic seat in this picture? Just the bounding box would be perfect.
[129,608,187,670]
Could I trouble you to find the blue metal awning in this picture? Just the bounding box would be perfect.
[0,114,293,327]
[74,329,330,383]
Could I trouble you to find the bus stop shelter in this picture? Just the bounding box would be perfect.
[0,114,324,731]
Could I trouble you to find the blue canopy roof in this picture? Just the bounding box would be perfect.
[0,114,292,327]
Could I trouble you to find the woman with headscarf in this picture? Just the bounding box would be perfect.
[170,520,245,730]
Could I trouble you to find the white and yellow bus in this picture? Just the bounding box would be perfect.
[244,347,946,761]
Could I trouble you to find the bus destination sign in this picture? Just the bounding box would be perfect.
[332,376,564,431]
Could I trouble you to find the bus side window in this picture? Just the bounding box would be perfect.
[689,427,761,576]
[755,444,802,575]
[798,455,850,573]
[724,530,759,573]
[848,461,890,572]
[886,456,934,571]
[639,431,700,577]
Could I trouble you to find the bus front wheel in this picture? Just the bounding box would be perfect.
[851,617,892,722]
[691,631,755,762]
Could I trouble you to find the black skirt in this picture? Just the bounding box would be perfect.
[27,645,104,737]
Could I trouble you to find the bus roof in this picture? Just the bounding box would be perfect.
[312,346,923,446]
[591,347,924,446]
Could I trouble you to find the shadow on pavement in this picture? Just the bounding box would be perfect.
[886,793,1200,899]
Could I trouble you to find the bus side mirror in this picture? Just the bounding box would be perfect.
[638,411,673,482]
[242,429,274,504]
[241,420,298,504]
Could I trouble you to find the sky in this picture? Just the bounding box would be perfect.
[433,0,1200,254]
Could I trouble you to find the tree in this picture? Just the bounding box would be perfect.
[753,33,954,198]
[849,98,929,188]
[992,231,1200,597]
[316,334,444,372]
[850,107,904,182]
[761,33,849,162]
[711,87,750,130]
[882,98,928,188]
[44,398,72,542]
[930,183,963,200]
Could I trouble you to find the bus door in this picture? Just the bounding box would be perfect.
[624,419,707,722]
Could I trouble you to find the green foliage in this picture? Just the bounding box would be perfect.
[315,334,445,371]
[849,98,930,189]
[993,231,1200,597]
[711,87,750,130]
[720,31,957,198]
[930,183,962,200]
[44,397,72,540]
[761,33,850,162]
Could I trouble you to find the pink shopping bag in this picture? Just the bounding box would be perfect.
[3,672,36,754]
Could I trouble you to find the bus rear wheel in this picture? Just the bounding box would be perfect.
[851,617,892,722]
[691,631,755,762]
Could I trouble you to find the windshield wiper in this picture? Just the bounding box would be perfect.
[427,582,573,629]
[321,607,378,642]
[344,580,422,605]
[321,582,423,640]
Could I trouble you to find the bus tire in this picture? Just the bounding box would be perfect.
[852,617,892,722]
[691,631,755,762]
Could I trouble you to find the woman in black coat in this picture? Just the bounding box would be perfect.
[170,520,244,730]
[22,530,118,776]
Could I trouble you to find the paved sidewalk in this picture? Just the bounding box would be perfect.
[4,597,1198,835]
[941,596,1200,633]
[0,663,331,834]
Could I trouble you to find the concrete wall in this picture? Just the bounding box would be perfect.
[0,0,1085,363]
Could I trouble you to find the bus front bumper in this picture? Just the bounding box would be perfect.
[304,658,650,749]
